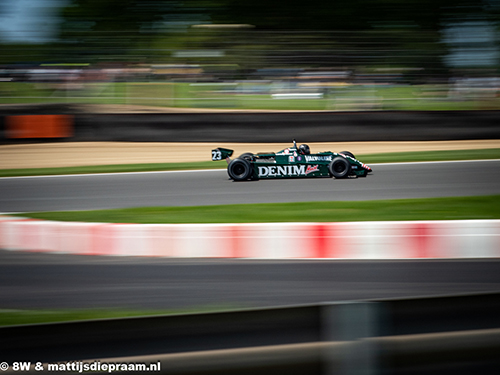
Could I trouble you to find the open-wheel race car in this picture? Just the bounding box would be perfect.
[211,140,372,181]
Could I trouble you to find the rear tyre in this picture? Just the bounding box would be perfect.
[228,158,252,181]
[329,156,351,179]
[340,151,355,159]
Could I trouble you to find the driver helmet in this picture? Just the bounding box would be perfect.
[299,144,310,155]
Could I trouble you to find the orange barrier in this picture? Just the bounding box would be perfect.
[6,114,73,139]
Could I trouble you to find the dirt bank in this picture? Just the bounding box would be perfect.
[1,140,499,169]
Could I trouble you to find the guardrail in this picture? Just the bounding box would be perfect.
[1,292,499,374]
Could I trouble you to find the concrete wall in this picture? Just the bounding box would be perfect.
[73,111,500,142]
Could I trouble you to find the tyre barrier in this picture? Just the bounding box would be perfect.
[1,216,499,259]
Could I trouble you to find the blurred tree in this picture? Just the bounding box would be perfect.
[49,0,497,76]
[57,0,189,62]
[59,0,166,34]
[208,0,469,30]
[203,0,494,78]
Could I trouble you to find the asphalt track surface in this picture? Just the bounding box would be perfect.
[1,160,500,213]
[1,250,500,309]
[1,160,499,310]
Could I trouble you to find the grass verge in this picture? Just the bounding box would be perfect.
[1,148,499,178]
[0,161,227,178]
[0,305,238,327]
[16,195,500,223]
[357,148,500,164]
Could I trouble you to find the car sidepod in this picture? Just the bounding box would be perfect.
[253,153,333,179]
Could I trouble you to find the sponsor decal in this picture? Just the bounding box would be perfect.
[258,165,306,177]
[305,155,332,162]
[305,165,319,175]
[284,148,290,154]
[297,156,302,161]
[289,156,295,162]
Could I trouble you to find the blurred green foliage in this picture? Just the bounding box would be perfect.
[1,0,497,73]
[0,305,240,326]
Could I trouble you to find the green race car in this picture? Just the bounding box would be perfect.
[212,140,372,181]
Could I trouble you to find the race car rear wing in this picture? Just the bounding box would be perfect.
[211,148,234,163]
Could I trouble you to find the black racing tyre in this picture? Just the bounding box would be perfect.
[239,152,254,161]
[329,156,352,179]
[228,158,252,181]
[340,151,355,159]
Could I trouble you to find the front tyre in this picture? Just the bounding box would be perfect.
[228,158,252,181]
[329,156,352,179]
